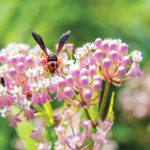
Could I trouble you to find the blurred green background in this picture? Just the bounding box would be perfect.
[0,0,150,149]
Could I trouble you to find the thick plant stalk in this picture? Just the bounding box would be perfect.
[98,82,110,118]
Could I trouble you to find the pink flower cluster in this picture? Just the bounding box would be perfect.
[30,129,51,150]
[0,43,51,127]
[0,36,142,129]
[79,38,143,87]
[36,107,112,150]
[0,35,143,150]
[92,119,113,150]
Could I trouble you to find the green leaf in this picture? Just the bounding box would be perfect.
[12,106,36,150]
[36,104,44,112]
[106,92,115,122]
[43,100,54,124]
[45,125,57,149]
[79,108,87,132]
[88,103,98,123]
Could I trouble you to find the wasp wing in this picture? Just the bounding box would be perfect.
[56,30,71,56]
[32,32,48,56]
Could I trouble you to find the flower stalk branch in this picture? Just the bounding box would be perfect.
[98,82,110,119]
[84,108,96,129]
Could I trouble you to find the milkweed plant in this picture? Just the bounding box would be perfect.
[0,33,143,150]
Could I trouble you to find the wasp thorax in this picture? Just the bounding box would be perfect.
[47,54,58,62]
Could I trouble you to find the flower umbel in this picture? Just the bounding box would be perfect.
[0,33,143,150]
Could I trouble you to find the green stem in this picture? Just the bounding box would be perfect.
[84,108,96,129]
[98,82,110,119]
[70,120,75,136]
[81,141,94,150]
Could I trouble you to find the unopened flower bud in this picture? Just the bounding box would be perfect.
[18,55,26,63]
[58,78,67,89]
[63,87,74,98]
[89,53,96,66]
[80,68,88,76]
[66,43,73,58]
[94,38,102,49]
[121,56,130,68]
[109,50,118,61]
[117,66,126,77]
[9,68,17,77]
[10,56,18,66]
[89,65,96,76]
[66,74,74,86]
[66,44,73,57]
[102,58,111,69]
[119,43,128,55]
[66,43,73,51]
[93,80,101,92]
[72,68,80,79]
[95,49,103,61]
[93,75,101,82]
[0,54,7,63]
[80,76,89,87]
[26,57,34,67]
[100,41,109,53]
[110,41,117,50]
[83,89,92,101]
[17,62,25,73]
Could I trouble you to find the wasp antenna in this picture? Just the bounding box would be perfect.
[31,32,48,56]
[56,30,71,56]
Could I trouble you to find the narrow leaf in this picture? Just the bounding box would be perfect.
[106,92,115,122]
[88,103,98,123]
[43,100,54,124]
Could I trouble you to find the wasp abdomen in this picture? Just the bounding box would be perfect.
[48,61,58,74]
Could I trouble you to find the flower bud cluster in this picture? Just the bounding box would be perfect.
[50,65,102,107]
[74,38,143,87]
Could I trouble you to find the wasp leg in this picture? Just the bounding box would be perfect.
[40,53,47,59]
[44,65,49,72]
[57,70,60,76]
[38,58,47,66]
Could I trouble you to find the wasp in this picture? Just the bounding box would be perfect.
[0,77,5,87]
[32,30,71,74]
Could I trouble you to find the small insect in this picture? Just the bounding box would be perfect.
[32,30,71,74]
[0,77,5,87]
